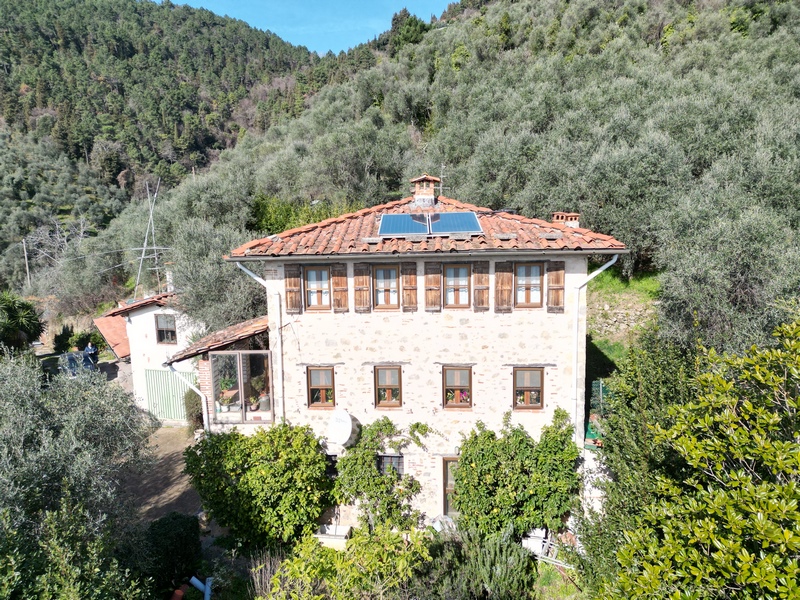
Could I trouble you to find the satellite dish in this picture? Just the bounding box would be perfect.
[326,409,355,446]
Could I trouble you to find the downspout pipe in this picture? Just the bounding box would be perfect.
[167,363,209,432]
[572,254,619,445]
[235,262,286,423]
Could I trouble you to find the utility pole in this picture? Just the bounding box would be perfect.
[21,237,31,288]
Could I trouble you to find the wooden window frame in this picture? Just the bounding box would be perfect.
[155,314,177,344]
[513,367,544,410]
[307,367,335,408]
[304,267,331,310]
[514,262,544,308]
[443,264,471,309]
[443,458,459,517]
[373,265,400,309]
[374,366,402,408]
[443,366,472,408]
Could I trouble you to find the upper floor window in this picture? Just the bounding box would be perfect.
[375,366,402,408]
[514,368,543,409]
[443,366,472,408]
[305,268,331,309]
[444,265,470,308]
[374,266,399,309]
[515,263,543,307]
[155,314,177,344]
[308,367,335,408]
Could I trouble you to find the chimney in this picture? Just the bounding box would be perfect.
[552,212,580,228]
[410,173,441,208]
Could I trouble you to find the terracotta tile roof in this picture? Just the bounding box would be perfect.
[229,197,626,259]
[92,315,130,360]
[104,293,177,317]
[164,315,270,365]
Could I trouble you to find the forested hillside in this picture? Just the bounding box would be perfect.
[0,0,382,290]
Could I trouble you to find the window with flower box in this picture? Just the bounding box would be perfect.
[513,368,543,409]
[443,366,472,408]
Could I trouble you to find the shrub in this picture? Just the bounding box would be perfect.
[68,329,106,352]
[144,512,202,594]
[183,388,203,430]
[53,324,74,353]
[453,409,580,536]
[183,424,331,548]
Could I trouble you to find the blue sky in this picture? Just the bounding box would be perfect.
[178,1,453,54]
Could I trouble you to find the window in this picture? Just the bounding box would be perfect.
[515,263,543,307]
[155,314,177,344]
[374,266,399,308]
[443,367,472,408]
[514,368,543,409]
[377,454,404,476]
[444,265,471,308]
[375,366,402,407]
[308,367,335,407]
[211,351,272,425]
[305,267,330,309]
[325,455,339,479]
[443,458,459,517]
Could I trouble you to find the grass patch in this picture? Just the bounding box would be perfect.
[592,338,627,366]
[589,268,660,300]
[535,563,585,599]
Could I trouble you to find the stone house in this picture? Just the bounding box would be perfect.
[166,174,626,521]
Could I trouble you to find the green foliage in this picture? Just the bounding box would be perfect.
[601,320,800,599]
[268,525,430,600]
[0,496,148,599]
[67,329,105,352]
[184,388,203,430]
[0,351,158,521]
[52,324,74,354]
[574,327,697,593]
[333,417,430,530]
[409,526,539,600]
[0,291,43,351]
[183,424,331,548]
[143,512,202,594]
[453,409,580,535]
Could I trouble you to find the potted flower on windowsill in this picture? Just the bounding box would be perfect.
[250,374,270,412]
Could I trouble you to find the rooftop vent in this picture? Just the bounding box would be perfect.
[552,212,580,228]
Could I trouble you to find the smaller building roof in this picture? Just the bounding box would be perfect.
[164,315,270,365]
[104,292,176,317]
[92,315,130,360]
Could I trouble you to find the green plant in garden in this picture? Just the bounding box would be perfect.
[0,291,43,351]
[453,409,580,536]
[267,525,430,600]
[601,320,800,599]
[334,417,431,530]
[183,424,331,548]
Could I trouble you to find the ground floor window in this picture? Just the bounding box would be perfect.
[443,458,459,518]
[211,351,272,424]
[308,367,335,407]
[377,454,404,476]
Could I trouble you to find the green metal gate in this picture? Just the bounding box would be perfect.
[145,368,196,422]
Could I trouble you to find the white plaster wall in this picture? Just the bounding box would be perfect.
[259,255,589,522]
[126,305,200,410]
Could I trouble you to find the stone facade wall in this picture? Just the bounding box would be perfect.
[254,255,589,523]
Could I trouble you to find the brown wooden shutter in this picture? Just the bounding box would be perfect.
[354,263,372,313]
[401,262,417,312]
[547,261,565,313]
[473,261,489,311]
[331,263,349,313]
[284,265,302,314]
[495,262,513,313]
[425,262,442,312]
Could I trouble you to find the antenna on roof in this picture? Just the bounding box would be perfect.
[438,163,451,197]
[133,179,162,299]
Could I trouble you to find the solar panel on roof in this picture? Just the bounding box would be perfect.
[378,212,484,237]
[378,214,429,236]
[430,212,483,235]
